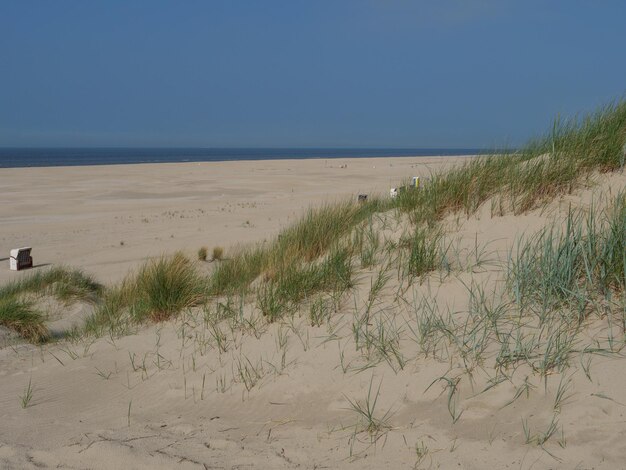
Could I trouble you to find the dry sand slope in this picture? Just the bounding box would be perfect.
[1,158,625,469]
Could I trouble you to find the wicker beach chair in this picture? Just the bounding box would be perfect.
[9,247,33,271]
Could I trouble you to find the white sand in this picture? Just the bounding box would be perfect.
[1,157,625,469]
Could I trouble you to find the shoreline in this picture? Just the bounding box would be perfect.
[0,149,483,169]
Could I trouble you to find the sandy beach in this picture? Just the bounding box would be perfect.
[1,155,625,469]
[0,156,466,284]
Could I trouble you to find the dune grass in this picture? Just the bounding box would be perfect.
[209,200,386,296]
[0,296,48,343]
[394,100,626,224]
[83,282,135,337]
[85,202,380,332]
[0,266,103,342]
[345,377,393,437]
[212,246,224,261]
[257,244,354,321]
[0,266,102,304]
[510,191,625,322]
[85,253,206,336]
[132,253,206,321]
[403,225,443,279]
[404,188,626,393]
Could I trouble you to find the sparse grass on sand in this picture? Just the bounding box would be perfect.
[345,377,393,437]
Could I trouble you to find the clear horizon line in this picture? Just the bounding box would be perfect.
[0,145,503,150]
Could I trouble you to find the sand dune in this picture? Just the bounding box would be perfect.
[1,157,625,469]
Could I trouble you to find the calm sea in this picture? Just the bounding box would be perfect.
[0,148,484,169]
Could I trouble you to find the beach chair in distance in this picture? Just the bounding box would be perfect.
[391,176,427,199]
[411,176,431,188]
[358,194,368,203]
[390,186,409,199]
[9,247,33,271]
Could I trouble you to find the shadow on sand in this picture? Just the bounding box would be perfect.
[32,263,52,269]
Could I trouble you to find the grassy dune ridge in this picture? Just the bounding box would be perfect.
[2,99,625,345]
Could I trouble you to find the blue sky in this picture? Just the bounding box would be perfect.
[1,1,625,148]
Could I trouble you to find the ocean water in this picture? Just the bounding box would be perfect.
[0,148,484,169]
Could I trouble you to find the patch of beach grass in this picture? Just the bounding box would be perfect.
[83,281,136,337]
[257,244,354,321]
[129,253,206,322]
[510,191,625,322]
[211,246,224,261]
[345,377,393,437]
[209,246,265,295]
[274,201,377,262]
[85,253,206,335]
[0,296,48,343]
[403,225,443,280]
[0,266,102,304]
[209,200,384,297]
[352,216,382,269]
[395,100,626,223]
[0,266,101,342]
[20,377,35,408]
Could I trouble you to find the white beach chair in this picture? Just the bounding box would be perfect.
[9,247,33,271]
